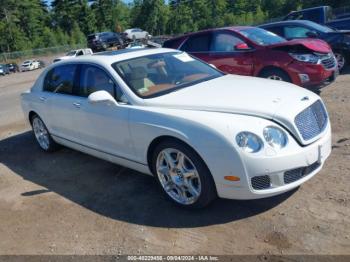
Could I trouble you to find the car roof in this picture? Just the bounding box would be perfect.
[260,20,319,28]
[165,26,255,41]
[56,48,179,65]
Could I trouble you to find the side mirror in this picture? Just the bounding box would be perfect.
[234,43,250,50]
[306,31,318,38]
[88,90,117,106]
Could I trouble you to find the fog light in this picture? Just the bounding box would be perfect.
[299,74,310,83]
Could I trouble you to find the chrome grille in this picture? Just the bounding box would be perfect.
[320,54,336,69]
[284,162,320,184]
[295,100,328,141]
[251,175,271,190]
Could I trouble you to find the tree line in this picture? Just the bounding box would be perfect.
[0,0,349,53]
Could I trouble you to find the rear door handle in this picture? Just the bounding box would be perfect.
[73,102,81,108]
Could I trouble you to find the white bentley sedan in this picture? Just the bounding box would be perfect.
[21,48,331,208]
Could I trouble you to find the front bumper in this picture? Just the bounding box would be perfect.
[288,61,337,89]
[216,124,332,200]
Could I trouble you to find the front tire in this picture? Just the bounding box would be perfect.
[259,68,292,83]
[31,115,59,152]
[151,140,217,208]
[334,51,346,71]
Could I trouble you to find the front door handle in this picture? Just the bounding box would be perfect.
[73,102,81,108]
[39,96,46,102]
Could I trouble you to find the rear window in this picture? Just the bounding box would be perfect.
[163,38,185,49]
[44,64,77,95]
[180,33,211,52]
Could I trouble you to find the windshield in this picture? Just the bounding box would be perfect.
[66,50,77,56]
[112,52,223,98]
[239,27,287,46]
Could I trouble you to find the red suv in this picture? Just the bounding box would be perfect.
[163,26,338,90]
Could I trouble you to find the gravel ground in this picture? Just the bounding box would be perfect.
[0,63,349,255]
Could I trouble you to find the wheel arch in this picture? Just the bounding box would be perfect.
[28,111,38,125]
[257,65,291,79]
[146,135,211,177]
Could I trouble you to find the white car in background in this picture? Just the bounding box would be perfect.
[124,28,151,41]
[21,60,40,71]
[21,48,331,208]
[53,48,93,63]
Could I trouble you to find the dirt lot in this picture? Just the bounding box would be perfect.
[0,63,349,255]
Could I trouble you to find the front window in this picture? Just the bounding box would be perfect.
[211,32,245,52]
[239,28,286,46]
[112,52,223,98]
[78,65,115,97]
[284,26,312,38]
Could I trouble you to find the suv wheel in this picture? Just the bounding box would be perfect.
[335,52,346,71]
[260,68,291,83]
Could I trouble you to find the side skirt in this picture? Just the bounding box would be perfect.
[51,134,153,176]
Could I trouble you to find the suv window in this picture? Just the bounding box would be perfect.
[264,26,283,36]
[284,26,311,38]
[211,32,244,52]
[180,33,211,52]
[44,64,77,95]
[78,65,116,97]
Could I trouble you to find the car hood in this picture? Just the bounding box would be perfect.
[57,56,74,60]
[268,39,331,53]
[145,75,321,145]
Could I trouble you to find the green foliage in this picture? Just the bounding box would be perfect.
[0,0,349,52]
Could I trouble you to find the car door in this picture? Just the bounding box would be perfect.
[208,30,254,75]
[41,64,81,142]
[180,32,212,62]
[71,64,134,160]
[136,29,143,39]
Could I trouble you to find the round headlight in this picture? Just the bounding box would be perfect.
[236,132,263,153]
[263,126,287,149]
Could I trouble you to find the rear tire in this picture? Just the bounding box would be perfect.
[259,68,292,83]
[151,140,217,208]
[31,114,59,152]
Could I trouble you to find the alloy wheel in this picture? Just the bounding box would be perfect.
[156,148,201,205]
[32,117,50,150]
[335,53,345,71]
[267,75,283,81]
